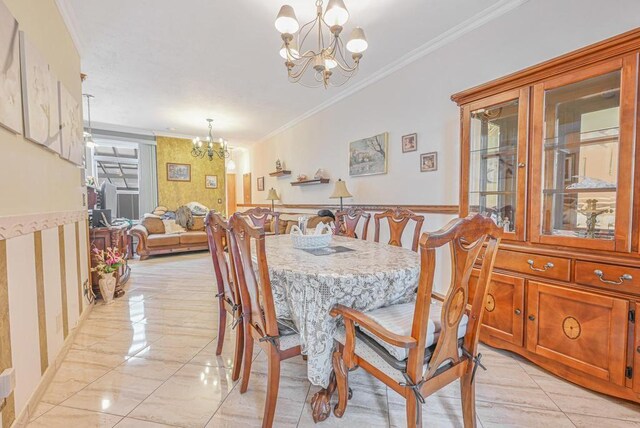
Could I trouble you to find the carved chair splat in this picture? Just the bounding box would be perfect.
[331,214,502,428]
[335,208,371,240]
[374,208,425,251]
[242,207,281,234]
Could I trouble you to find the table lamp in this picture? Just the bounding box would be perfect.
[266,188,280,211]
[330,179,353,211]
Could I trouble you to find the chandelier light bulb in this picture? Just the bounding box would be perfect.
[324,0,349,27]
[346,27,368,53]
[275,5,299,34]
[280,37,300,60]
[324,53,338,70]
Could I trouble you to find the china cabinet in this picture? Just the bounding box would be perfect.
[453,28,640,404]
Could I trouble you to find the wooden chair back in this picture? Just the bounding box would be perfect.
[228,213,280,340]
[204,212,237,306]
[408,214,502,383]
[335,208,371,239]
[373,208,425,251]
[242,207,281,234]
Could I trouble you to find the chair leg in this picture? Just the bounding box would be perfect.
[240,321,254,393]
[216,307,227,356]
[460,371,477,428]
[405,395,422,428]
[262,348,281,428]
[230,319,244,382]
[333,351,349,418]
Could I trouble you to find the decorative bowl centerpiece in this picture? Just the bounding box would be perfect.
[290,224,333,249]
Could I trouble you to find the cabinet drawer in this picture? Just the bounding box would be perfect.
[494,250,570,282]
[575,261,640,295]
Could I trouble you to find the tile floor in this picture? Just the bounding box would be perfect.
[28,252,640,427]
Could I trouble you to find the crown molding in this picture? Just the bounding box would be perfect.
[55,0,85,56]
[260,0,530,142]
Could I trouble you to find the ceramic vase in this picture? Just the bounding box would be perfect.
[98,272,116,305]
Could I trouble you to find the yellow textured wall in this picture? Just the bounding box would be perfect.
[156,136,226,213]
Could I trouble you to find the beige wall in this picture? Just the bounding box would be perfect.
[156,136,226,214]
[0,0,84,217]
[0,1,89,426]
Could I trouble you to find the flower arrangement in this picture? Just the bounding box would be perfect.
[91,247,124,275]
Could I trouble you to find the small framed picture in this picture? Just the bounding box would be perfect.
[420,152,438,172]
[402,133,417,153]
[166,163,191,181]
[205,175,218,189]
[257,176,265,191]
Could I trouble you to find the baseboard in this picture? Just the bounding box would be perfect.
[11,303,94,427]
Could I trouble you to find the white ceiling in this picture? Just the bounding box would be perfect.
[60,0,511,146]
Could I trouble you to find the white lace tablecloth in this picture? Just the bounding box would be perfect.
[262,235,419,387]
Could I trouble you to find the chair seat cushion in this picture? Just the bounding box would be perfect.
[147,234,180,248]
[359,300,468,361]
[179,231,208,245]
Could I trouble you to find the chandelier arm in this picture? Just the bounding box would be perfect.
[288,56,315,80]
[298,17,319,53]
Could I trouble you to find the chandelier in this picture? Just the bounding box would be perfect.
[275,0,368,88]
[83,94,95,148]
[191,119,230,161]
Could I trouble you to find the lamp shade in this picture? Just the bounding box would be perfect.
[330,179,352,199]
[275,5,299,34]
[324,0,349,26]
[346,27,368,53]
[266,188,280,201]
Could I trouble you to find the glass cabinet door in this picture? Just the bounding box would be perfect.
[531,57,636,251]
[462,89,528,241]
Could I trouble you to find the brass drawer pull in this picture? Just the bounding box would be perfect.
[593,269,632,285]
[528,315,535,321]
[514,309,521,315]
[527,259,554,272]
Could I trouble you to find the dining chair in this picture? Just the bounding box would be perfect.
[374,208,425,251]
[331,214,502,428]
[242,207,281,234]
[228,213,302,428]
[335,207,371,239]
[204,212,243,382]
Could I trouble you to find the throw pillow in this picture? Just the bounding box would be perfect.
[162,220,186,234]
[142,217,165,235]
[189,216,206,231]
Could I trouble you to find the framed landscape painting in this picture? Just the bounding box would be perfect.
[20,31,61,153]
[167,163,191,181]
[205,175,218,189]
[0,2,22,134]
[257,176,265,191]
[349,132,388,177]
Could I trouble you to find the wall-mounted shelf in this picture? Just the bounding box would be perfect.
[269,170,291,177]
[290,178,330,186]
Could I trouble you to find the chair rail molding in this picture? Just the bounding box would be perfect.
[0,210,88,240]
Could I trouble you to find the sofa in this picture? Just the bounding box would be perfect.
[263,213,334,234]
[129,215,208,260]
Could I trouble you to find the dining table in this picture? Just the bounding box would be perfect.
[261,233,420,422]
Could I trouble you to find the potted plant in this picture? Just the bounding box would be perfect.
[91,247,124,305]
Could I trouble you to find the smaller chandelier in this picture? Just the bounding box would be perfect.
[192,119,230,161]
[275,0,368,88]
